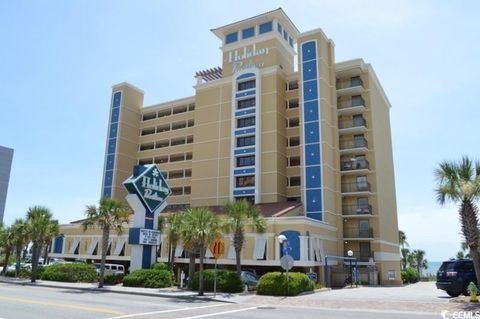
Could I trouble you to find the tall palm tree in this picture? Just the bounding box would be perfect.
[0,225,15,275]
[158,212,184,270]
[42,220,59,265]
[83,197,129,288]
[401,248,410,270]
[222,200,266,274]
[435,156,480,285]
[181,208,220,296]
[11,218,29,276]
[27,206,58,282]
[412,249,428,277]
[399,230,409,249]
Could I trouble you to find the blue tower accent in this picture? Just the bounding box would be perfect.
[300,40,323,221]
[102,91,122,198]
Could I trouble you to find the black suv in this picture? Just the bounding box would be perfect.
[436,259,477,297]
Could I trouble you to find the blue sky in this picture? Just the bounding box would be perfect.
[1,1,479,262]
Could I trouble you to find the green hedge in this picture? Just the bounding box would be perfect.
[151,263,170,271]
[123,269,173,288]
[40,263,98,282]
[4,268,33,278]
[401,267,419,284]
[104,273,124,285]
[189,270,243,293]
[257,272,315,296]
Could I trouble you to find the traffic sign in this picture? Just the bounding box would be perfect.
[280,255,294,270]
[209,239,224,259]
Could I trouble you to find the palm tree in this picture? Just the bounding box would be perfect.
[83,197,129,288]
[181,207,220,296]
[222,200,266,274]
[435,156,480,285]
[0,225,15,275]
[412,249,428,277]
[11,218,29,276]
[401,248,410,270]
[399,230,409,249]
[42,220,59,265]
[158,212,184,271]
[27,206,58,282]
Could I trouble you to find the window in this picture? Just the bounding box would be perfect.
[242,27,255,39]
[236,175,255,187]
[142,112,156,121]
[238,79,255,91]
[237,136,255,147]
[287,99,299,109]
[357,197,369,209]
[277,23,283,34]
[171,187,183,196]
[184,186,191,195]
[288,117,299,128]
[141,127,155,136]
[288,81,299,90]
[351,95,364,107]
[226,32,238,44]
[283,30,288,40]
[237,155,255,167]
[351,76,363,87]
[289,36,293,47]
[288,136,300,147]
[259,21,272,34]
[237,116,255,128]
[237,98,255,109]
[289,176,301,187]
[289,156,300,167]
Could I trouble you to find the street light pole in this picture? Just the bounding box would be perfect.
[347,250,353,288]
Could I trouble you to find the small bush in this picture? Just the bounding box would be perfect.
[151,263,170,271]
[189,270,243,293]
[257,272,315,296]
[401,267,419,284]
[40,263,98,282]
[104,273,124,285]
[123,269,173,288]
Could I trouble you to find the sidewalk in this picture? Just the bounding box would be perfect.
[0,276,248,303]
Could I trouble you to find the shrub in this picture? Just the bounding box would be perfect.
[123,269,173,288]
[151,263,170,271]
[40,263,98,282]
[104,273,124,285]
[256,272,315,296]
[4,268,32,278]
[401,267,419,284]
[189,270,243,293]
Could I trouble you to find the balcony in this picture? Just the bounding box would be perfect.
[341,182,371,195]
[343,227,374,239]
[343,250,374,262]
[338,118,367,134]
[342,204,372,216]
[339,138,368,154]
[341,159,370,174]
[337,99,367,115]
[336,78,365,97]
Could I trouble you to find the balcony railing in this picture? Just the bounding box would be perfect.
[343,250,374,262]
[336,78,364,90]
[341,159,369,171]
[337,98,366,110]
[343,227,374,238]
[338,118,366,130]
[342,205,372,215]
[341,182,371,193]
[339,138,368,150]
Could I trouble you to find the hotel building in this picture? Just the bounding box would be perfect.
[52,8,401,285]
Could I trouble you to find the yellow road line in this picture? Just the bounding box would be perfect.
[0,296,126,315]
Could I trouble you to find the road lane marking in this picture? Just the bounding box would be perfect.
[178,306,259,319]
[106,303,227,319]
[0,296,126,315]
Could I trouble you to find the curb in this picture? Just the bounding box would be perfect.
[0,278,236,304]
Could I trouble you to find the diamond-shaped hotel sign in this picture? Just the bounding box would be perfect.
[123,164,171,213]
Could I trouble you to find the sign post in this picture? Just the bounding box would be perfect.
[124,165,171,271]
[209,239,224,297]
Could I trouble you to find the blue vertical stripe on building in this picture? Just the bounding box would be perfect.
[102,91,122,197]
[301,41,323,221]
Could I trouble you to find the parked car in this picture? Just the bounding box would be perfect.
[436,259,477,297]
[94,263,125,275]
[241,271,259,290]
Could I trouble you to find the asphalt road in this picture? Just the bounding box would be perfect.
[0,283,442,319]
